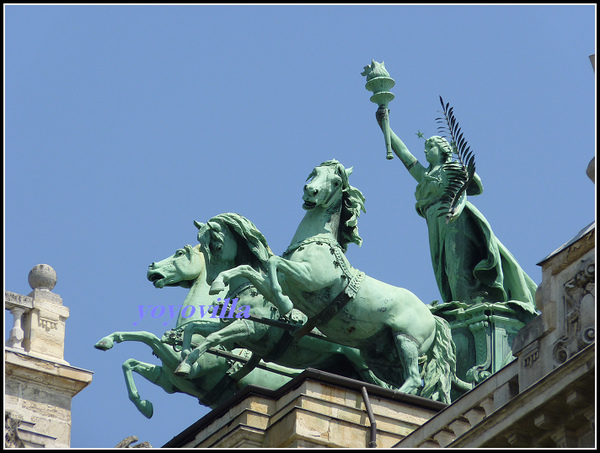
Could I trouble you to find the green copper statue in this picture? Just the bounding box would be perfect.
[372,104,537,313]
[156,214,390,388]
[94,326,296,419]
[210,161,471,403]
[94,242,300,418]
[363,77,539,388]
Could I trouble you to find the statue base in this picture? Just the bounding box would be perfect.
[430,300,538,399]
[163,368,446,448]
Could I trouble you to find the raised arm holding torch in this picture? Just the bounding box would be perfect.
[362,60,395,160]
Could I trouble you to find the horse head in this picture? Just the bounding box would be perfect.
[147,244,204,289]
[303,160,351,211]
[195,213,272,274]
[303,160,366,251]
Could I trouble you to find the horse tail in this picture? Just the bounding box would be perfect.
[420,315,457,404]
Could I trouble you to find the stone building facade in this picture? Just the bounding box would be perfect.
[395,221,595,448]
[163,368,447,448]
[5,264,93,448]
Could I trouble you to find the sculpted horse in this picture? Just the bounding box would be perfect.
[94,244,297,418]
[94,328,293,418]
[165,214,389,387]
[211,160,469,403]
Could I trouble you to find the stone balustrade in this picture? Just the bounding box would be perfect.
[5,291,33,351]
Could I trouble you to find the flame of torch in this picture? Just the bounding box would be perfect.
[362,60,395,160]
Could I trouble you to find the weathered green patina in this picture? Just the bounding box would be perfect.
[429,299,533,390]
[96,61,543,413]
[374,108,537,310]
[212,162,470,403]
[156,214,390,387]
[365,69,539,386]
[362,60,395,160]
[94,244,297,418]
[93,329,295,419]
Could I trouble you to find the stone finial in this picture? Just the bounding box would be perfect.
[28,264,57,291]
[20,263,68,361]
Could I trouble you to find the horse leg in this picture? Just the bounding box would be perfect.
[394,334,423,395]
[122,358,172,419]
[175,320,253,377]
[209,265,255,295]
[340,347,393,389]
[210,265,273,300]
[180,321,218,359]
[212,263,296,318]
[266,256,314,316]
[95,331,164,352]
[94,333,120,350]
[96,331,181,372]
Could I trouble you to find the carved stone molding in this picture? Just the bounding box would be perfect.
[553,260,595,364]
[4,412,25,449]
[522,347,539,368]
[550,427,578,448]
[38,317,59,332]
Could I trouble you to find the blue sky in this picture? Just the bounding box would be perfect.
[4,4,595,448]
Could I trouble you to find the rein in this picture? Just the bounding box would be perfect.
[282,235,366,338]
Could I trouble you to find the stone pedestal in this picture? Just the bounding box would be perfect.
[163,368,446,448]
[430,300,535,394]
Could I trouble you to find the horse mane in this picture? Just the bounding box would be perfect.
[204,213,273,271]
[315,160,366,252]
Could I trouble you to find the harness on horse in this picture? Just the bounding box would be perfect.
[161,328,242,407]
[182,238,367,397]
[224,281,305,366]
[282,236,366,339]
[198,348,259,407]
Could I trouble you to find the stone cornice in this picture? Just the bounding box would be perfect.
[5,349,93,397]
[450,343,595,447]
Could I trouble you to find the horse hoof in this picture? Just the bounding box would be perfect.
[174,362,191,377]
[137,399,154,419]
[398,379,421,396]
[94,337,114,351]
[209,280,225,295]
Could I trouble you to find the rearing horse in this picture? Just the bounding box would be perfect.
[171,213,391,388]
[94,244,296,418]
[212,160,465,402]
